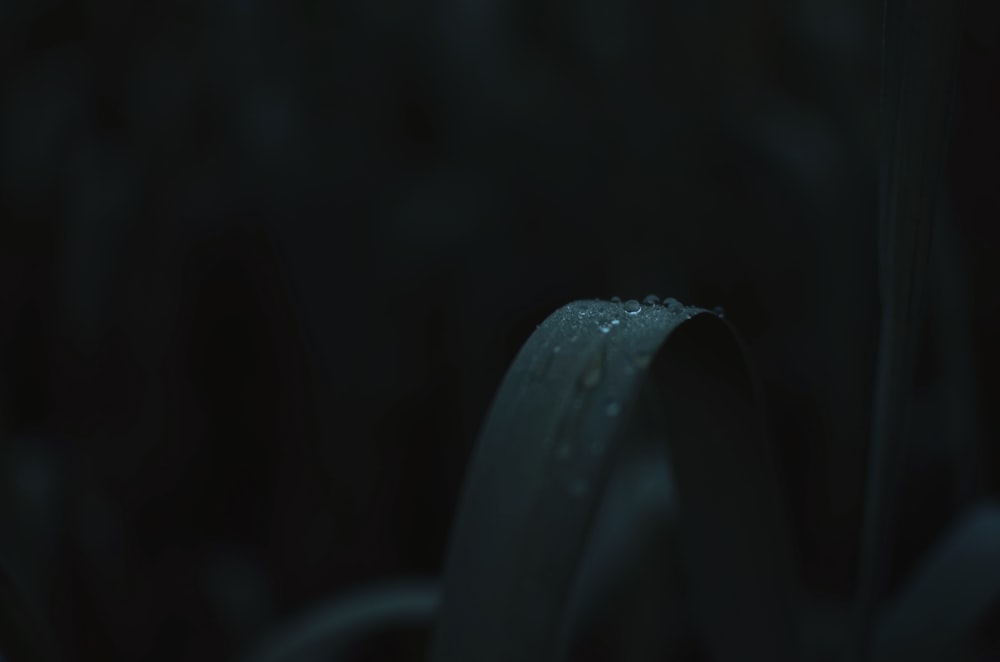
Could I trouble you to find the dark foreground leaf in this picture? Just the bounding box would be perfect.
[431,298,798,662]
[872,502,1000,662]
[243,581,439,662]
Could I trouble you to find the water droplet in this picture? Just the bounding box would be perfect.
[599,325,610,333]
[623,299,641,314]
[605,402,622,417]
[632,353,652,368]
[610,319,620,325]
[579,349,605,389]
[610,296,621,303]
[663,297,683,313]
[643,294,660,306]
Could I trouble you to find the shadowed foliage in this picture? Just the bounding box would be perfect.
[1,0,998,659]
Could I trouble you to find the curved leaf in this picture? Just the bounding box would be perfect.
[872,502,1000,662]
[431,298,798,662]
[243,581,439,662]
[558,429,683,659]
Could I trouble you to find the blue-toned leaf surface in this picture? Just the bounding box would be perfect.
[432,298,798,662]
[872,502,1000,662]
[244,581,439,662]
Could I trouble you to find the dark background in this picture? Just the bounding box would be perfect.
[0,0,998,659]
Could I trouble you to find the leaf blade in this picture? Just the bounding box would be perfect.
[431,299,798,662]
[872,502,1000,662]
[854,0,963,657]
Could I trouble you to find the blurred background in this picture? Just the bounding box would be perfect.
[0,0,997,659]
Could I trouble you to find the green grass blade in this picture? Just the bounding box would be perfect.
[431,299,797,662]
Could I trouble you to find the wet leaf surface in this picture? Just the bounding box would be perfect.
[432,299,797,662]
